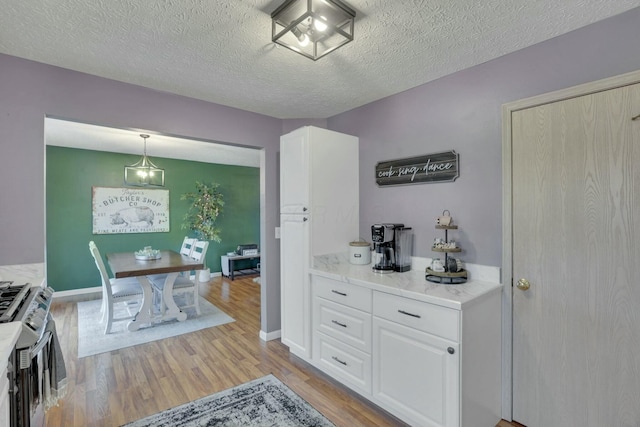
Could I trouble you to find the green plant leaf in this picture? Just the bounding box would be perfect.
[181,181,224,242]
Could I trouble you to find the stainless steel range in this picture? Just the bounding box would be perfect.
[0,280,59,427]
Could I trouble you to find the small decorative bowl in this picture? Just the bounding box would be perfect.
[135,248,161,260]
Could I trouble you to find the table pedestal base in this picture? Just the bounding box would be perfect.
[127,272,186,331]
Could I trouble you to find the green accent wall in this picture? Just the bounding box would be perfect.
[46,146,259,292]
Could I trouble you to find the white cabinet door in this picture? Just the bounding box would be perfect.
[306,127,359,256]
[280,213,311,358]
[373,317,459,427]
[280,126,359,250]
[280,129,309,214]
[0,366,9,427]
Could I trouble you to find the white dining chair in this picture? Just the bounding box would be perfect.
[180,236,197,257]
[89,241,144,334]
[147,237,198,285]
[149,240,209,316]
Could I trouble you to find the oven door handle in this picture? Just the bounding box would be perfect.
[30,330,52,358]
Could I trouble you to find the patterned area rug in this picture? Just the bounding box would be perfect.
[77,296,234,358]
[121,374,336,427]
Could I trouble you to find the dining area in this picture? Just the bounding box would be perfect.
[89,237,209,334]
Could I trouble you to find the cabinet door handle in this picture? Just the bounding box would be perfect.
[303,207,308,212]
[398,309,421,319]
[332,320,347,328]
[303,217,308,222]
[448,347,455,355]
[332,356,347,366]
[331,290,347,296]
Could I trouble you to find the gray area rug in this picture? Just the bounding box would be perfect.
[77,296,234,358]
[121,374,336,427]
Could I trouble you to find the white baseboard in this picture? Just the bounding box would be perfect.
[189,271,222,280]
[53,286,101,299]
[260,329,281,342]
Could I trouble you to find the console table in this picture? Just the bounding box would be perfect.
[221,253,260,280]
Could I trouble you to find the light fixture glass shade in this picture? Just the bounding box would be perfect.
[124,134,165,187]
[272,0,355,61]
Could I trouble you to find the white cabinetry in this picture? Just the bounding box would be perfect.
[0,323,21,427]
[0,362,9,427]
[309,271,501,427]
[280,128,309,214]
[312,275,372,394]
[373,292,460,427]
[280,126,359,359]
[280,214,310,356]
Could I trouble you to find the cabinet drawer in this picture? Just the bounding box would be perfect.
[315,333,372,395]
[315,297,371,353]
[373,291,460,342]
[312,275,372,312]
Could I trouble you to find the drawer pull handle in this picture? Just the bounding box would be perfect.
[331,290,347,296]
[398,309,421,319]
[332,356,347,366]
[332,320,347,328]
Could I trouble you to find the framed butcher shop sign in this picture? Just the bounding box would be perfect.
[92,187,170,234]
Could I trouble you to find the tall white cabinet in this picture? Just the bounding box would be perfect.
[280,126,359,359]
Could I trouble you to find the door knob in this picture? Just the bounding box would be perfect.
[516,278,530,291]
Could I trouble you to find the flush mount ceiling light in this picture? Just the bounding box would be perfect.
[271,0,355,61]
[124,134,165,187]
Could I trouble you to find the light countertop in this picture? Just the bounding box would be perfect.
[0,262,46,288]
[310,253,502,310]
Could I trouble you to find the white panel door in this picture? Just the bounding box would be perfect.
[373,317,459,427]
[280,128,309,214]
[280,213,311,358]
[511,82,640,426]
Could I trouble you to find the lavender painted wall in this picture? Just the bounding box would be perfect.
[329,7,640,268]
[282,118,328,134]
[0,54,283,333]
[1,6,639,335]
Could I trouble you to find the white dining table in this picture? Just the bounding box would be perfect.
[106,250,204,331]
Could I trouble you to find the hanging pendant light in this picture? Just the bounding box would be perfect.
[124,134,165,187]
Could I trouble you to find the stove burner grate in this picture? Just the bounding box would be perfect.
[0,283,30,323]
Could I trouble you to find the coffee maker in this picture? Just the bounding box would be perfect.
[371,224,412,273]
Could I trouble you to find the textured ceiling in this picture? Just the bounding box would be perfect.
[1,1,639,119]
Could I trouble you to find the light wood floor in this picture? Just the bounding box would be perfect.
[45,274,519,427]
[45,274,409,427]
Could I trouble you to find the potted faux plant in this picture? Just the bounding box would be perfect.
[181,181,224,281]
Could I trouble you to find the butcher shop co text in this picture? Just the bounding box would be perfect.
[92,186,170,234]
